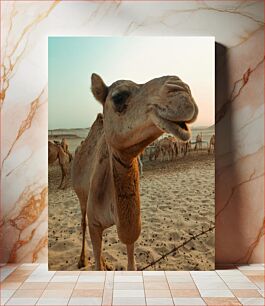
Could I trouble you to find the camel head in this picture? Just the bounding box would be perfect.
[91,73,198,156]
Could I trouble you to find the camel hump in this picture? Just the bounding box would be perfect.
[90,113,104,132]
[95,113,103,124]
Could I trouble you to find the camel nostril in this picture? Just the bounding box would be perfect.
[165,83,185,91]
[164,81,189,95]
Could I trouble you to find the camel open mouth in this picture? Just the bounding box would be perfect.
[151,112,191,142]
[176,121,188,131]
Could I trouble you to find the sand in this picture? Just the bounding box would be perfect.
[48,136,215,271]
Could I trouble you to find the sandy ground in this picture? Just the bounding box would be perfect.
[48,137,215,271]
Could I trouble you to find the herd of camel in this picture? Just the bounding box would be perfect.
[147,133,215,162]
[48,73,215,270]
[49,133,215,188]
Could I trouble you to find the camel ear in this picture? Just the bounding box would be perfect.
[91,73,108,104]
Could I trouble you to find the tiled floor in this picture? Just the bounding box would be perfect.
[0,264,264,305]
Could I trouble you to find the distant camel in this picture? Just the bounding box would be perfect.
[148,140,161,161]
[72,73,198,270]
[178,140,191,156]
[48,141,71,189]
[208,134,215,154]
[194,133,202,151]
[61,138,73,161]
[157,137,175,161]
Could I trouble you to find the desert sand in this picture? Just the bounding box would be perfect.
[48,133,214,271]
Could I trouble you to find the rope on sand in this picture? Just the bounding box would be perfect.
[140,225,215,271]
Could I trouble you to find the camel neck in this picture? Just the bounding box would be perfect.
[110,151,141,244]
[112,152,133,169]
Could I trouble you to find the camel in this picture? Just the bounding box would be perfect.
[194,133,203,151]
[208,134,215,154]
[71,73,198,270]
[148,140,161,161]
[61,138,73,161]
[48,141,71,189]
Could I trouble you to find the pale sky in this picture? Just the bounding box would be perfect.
[48,36,214,129]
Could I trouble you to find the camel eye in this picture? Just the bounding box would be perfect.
[112,91,130,112]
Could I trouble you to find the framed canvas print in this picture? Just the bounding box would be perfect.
[48,36,215,271]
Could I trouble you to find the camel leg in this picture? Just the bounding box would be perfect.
[78,202,89,269]
[62,165,68,189]
[89,224,104,270]
[58,164,65,189]
[126,243,136,271]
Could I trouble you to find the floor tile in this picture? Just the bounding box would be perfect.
[112,296,146,305]
[55,271,80,275]
[102,288,112,306]
[78,275,105,282]
[258,290,264,297]
[219,275,250,282]
[240,270,264,276]
[114,275,143,283]
[165,271,190,276]
[6,297,38,305]
[113,282,144,290]
[225,282,258,289]
[0,290,15,305]
[18,264,39,270]
[191,271,218,277]
[216,269,243,276]
[37,297,69,305]
[80,271,106,275]
[247,275,264,282]
[75,282,104,290]
[68,297,102,305]
[0,266,18,281]
[173,297,206,305]
[1,297,10,305]
[104,279,114,290]
[168,282,197,289]
[144,282,169,290]
[194,281,228,290]
[232,289,262,298]
[19,282,48,290]
[3,275,28,283]
[203,297,242,305]
[255,282,264,290]
[115,271,142,276]
[12,289,43,298]
[45,282,76,290]
[0,282,22,290]
[143,271,165,276]
[170,289,200,297]
[113,289,145,297]
[0,289,15,299]
[199,289,234,297]
[238,297,265,305]
[146,297,174,305]
[25,276,54,283]
[166,276,193,283]
[1,263,264,305]
[40,289,72,298]
[145,290,172,298]
[144,276,167,282]
[71,289,104,297]
[50,275,78,282]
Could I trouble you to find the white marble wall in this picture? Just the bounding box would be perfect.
[1,1,264,264]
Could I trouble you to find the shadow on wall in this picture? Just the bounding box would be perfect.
[215,42,238,263]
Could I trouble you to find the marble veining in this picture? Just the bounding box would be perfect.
[0,0,264,264]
